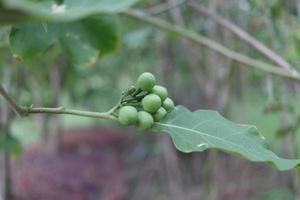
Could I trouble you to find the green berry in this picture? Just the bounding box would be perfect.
[142,94,161,113]
[118,106,138,125]
[152,85,168,101]
[162,97,174,111]
[137,111,154,130]
[137,72,156,92]
[153,107,167,122]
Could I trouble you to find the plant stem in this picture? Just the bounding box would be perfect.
[0,84,118,121]
[0,85,24,116]
[146,0,188,15]
[24,107,118,121]
[121,9,300,81]
[131,88,143,97]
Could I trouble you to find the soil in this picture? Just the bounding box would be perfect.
[10,127,295,200]
[12,128,136,200]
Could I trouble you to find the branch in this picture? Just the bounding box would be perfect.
[24,107,118,121]
[0,84,118,121]
[187,0,296,73]
[167,0,208,93]
[121,9,300,81]
[146,0,188,15]
[145,0,296,73]
[0,85,25,116]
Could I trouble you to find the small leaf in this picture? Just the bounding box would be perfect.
[152,106,300,171]
[0,134,23,156]
[9,23,59,60]
[1,0,140,22]
[60,16,119,66]
[81,16,119,55]
[9,16,119,66]
[59,30,99,67]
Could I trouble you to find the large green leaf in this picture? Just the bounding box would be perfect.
[9,16,119,66]
[1,0,139,22]
[152,106,300,171]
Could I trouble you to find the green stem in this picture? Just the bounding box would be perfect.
[146,0,187,15]
[0,84,118,121]
[106,104,120,114]
[121,9,300,81]
[0,85,25,116]
[131,88,143,97]
[24,107,118,121]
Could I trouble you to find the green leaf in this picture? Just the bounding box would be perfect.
[9,16,119,66]
[1,0,139,22]
[9,23,58,60]
[152,106,300,171]
[0,134,22,156]
[251,188,294,200]
[81,16,119,54]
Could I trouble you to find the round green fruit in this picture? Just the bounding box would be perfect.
[137,111,154,130]
[162,97,175,111]
[153,107,167,122]
[137,72,156,92]
[152,85,168,101]
[118,106,138,125]
[142,94,162,113]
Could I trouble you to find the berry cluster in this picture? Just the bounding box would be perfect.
[118,72,175,130]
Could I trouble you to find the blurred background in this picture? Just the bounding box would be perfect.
[1,0,300,199]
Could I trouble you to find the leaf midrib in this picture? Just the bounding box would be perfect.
[155,122,266,161]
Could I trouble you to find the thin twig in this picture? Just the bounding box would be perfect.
[0,85,24,116]
[121,9,300,81]
[0,84,118,120]
[146,0,188,15]
[146,0,296,73]
[25,107,118,121]
[167,0,209,95]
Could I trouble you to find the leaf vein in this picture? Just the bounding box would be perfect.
[156,123,263,160]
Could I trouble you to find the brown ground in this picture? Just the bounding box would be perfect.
[11,127,296,200]
[12,128,135,200]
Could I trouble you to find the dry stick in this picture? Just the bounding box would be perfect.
[162,6,186,199]
[1,67,13,200]
[167,0,208,93]
[146,0,187,15]
[148,0,296,73]
[187,0,296,73]
[121,9,300,81]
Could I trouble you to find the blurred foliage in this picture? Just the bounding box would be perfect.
[0,0,300,198]
[9,16,119,67]
[0,132,22,157]
[252,188,295,200]
[0,0,140,22]
[0,0,299,151]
